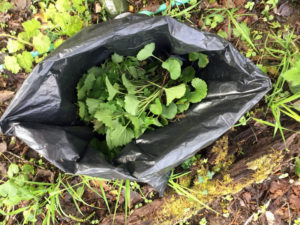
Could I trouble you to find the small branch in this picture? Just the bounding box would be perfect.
[0,33,34,47]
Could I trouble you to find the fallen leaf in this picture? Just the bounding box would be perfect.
[0,142,7,153]
[0,90,14,103]
[289,194,300,212]
[269,180,289,198]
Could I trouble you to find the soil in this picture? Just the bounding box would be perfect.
[0,0,300,224]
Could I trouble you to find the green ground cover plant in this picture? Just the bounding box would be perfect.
[77,42,208,157]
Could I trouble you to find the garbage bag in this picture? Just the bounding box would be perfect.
[0,15,271,195]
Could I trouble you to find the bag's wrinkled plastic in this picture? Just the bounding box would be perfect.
[0,15,271,195]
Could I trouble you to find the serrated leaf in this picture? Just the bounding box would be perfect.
[149,98,162,115]
[78,101,87,120]
[162,57,182,80]
[122,74,136,94]
[86,98,101,115]
[124,95,140,116]
[17,51,33,73]
[5,56,21,74]
[112,53,124,63]
[94,110,113,127]
[94,102,117,127]
[8,163,19,178]
[7,39,24,53]
[106,121,134,149]
[137,42,155,61]
[105,77,119,101]
[181,66,195,83]
[32,33,51,54]
[22,19,41,37]
[164,83,186,106]
[125,114,143,137]
[162,102,177,119]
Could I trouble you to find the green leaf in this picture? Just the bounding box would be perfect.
[122,74,136,94]
[32,33,51,54]
[17,51,33,73]
[125,114,143,137]
[282,60,300,94]
[197,53,209,68]
[124,95,140,116]
[144,117,162,127]
[18,32,30,42]
[189,88,207,103]
[0,1,13,12]
[78,101,87,120]
[105,77,119,101]
[188,52,209,68]
[94,110,113,127]
[164,83,186,106]
[7,39,24,53]
[181,66,195,83]
[86,98,101,115]
[192,78,206,90]
[177,99,190,113]
[21,164,34,175]
[232,22,250,41]
[162,102,177,119]
[189,78,207,103]
[53,39,64,49]
[112,53,124,63]
[22,19,41,37]
[5,56,21,74]
[162,57,182,80]
[106,121,134,149]
[137,42,155,61]
[189,52,200,61]
[149,98,162,115]
[8,163,19,178]
[55,0,70,12]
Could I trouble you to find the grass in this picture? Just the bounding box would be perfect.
[1,0,300,224]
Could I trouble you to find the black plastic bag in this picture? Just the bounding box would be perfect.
[0,15,271,195]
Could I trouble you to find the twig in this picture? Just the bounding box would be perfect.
[0,33,33,47]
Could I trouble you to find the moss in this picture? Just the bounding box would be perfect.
[152,148,284,225]
[211,136,229,165]
[179,173,193,188]
[247,149,283,183]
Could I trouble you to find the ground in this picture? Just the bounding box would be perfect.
[0,0,299,224]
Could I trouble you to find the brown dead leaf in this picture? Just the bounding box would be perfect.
[242,191,252,203]
[0,142,7,153]
[289,194,300,212]
[291,185,300,196]
[269,180,290,199]
[223,0,235,8]
[0,90,14,103]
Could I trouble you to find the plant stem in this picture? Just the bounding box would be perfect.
[0,33,34,47]
[151,54,164,63]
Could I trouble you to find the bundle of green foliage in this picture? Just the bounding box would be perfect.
[77,43,209,156]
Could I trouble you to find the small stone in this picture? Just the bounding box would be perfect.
[99,0,129,18]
